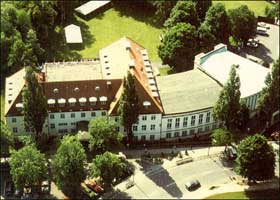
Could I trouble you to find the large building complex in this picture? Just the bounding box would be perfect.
[4,37,270,141]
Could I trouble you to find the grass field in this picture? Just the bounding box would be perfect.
[75,8,162,61]
[213,1,273,17]
[205,189,280,199]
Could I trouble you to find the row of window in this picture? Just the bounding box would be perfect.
[134,135,155,141]
[141,115,156,121]
[49,111,106,119]
[133,124,156,132]
[166,112,211,129]
[49,100,106,108]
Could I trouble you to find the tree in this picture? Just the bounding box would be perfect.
[152,0,178,25]
[22,67,48,142]
[265,2,280,19]
[52,136,87,196]
[118,71,140,144]
[192,0,212,22]
[88,117,123,152]
[203,3,230,44]
[0,120,14,157]
[211,128,233,150]
[228,5,257,46]
[90,151,125,187]
[10,145,47,190]
[197,22,216,52]
[164,1,199,28]
[158,23,199,72]
[257,59,280,125]
[213,65,242,131]
[236,134,275,182]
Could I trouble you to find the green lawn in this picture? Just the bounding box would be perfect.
[159,67,175,76]
[75,8,163,61]
[205,189,280,199]
[213,1,273,17]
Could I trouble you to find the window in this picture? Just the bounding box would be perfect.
[90,102,96,106]
[182,130,187,136]
[58,123,68,126]
[12,118,16,123]
[166,132,171,138]
[101,111,106,116]
[198,127,203,133]
[198,114,203,125]
[91,112,96,117]
[212,124,217,130]
[71,113,75,118]
[81,113,86,118]
[167,119,172,129]
[175,118,180,128]
[206,112,211,123]
[13,127,18,133]
[151,115,156,120]
[71,129,76,133]
[150,135,155,140]
[80,102,86,106]
[174,132,179,137]
[133,136,138,141]
[141,135,146,141]
[205,125,210,132]
[60,114,65,119]
[71,122,76,126]
[190,129,195,135]
[101,101,106,105]
[183,117,188,127]
[114,117,118,122]
[142,115,147,121]
[58,129,68,134]
[191,116,196,126]
[150,124,155,131]
[133,125,138,131]
[142,125,147,131]
[70,102,75,107]
[50,124,55,129]
[50,114,54,119]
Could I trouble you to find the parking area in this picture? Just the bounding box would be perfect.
[243,23,279,66]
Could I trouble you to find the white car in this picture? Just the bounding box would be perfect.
[246,39,258,48]
[258,22,269,29]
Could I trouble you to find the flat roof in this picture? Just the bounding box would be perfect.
[200,51,270,98]
[43,61,103,82]
[75,1,110,16]
[156,69,222,115]
[64,24,83,43]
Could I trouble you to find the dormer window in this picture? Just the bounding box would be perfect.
[129,60,135,69]
[99,96,107,105]
[53,88,59,94]
[89,96,97,106]
[79,97,87,106]
[16,103,23,111]
[143,101,151,108]
[47,99,55,107]
[68,98,76,106]
[74,87,80,92]
[95,86,100,91]
[58,98,66,107]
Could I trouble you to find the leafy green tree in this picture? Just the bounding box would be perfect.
[203,3,230,44]
[198,22,216,52]
[257,59,280,125]
[0,120,14,157]
[52,136,87,196]
[118,71,140,144]
[228,5,257,46]
[213,65,242,131]
[90,151,125,187]
[88,117,123,152]
[238,100,250,130]
[192,0,212,22]
[10,145,47,190]
[22,67,48,142]
[152,0,178,25]
[211,128,233,150]
[164,1,199,28]
[158,23,199,72]
[265,2,280,19]
[236,134,275,182]
[15,9,32,41]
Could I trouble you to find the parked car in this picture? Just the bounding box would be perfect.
[81,183,98,199]
[185,179,201,191]
[84,179,104,193]
[256,27,268,36]
[258,22,270,29]
[246,38,259,48]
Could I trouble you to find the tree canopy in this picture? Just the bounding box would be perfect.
[192,0,212,22]
[1,120,14,157]
[118,71,140,144]
[203,3,230,44]
[236,134,275,181]
[197,22,216,52]
[228,5,257,45]
[211,128,233,148]
[158,22,198,72]
[52,135,87,196]
[22,67,48,142]
[10,145,47,190]
[164,1,199,28]
[257,59,280,125]
[213,65,244,131]
[88,117,123,152]
[90,151,126,187]
[151,0,178,25]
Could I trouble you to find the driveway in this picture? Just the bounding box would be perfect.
[244,23,279,66]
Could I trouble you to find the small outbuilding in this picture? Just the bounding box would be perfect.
[64,24,83,44]
[75,0,111,16]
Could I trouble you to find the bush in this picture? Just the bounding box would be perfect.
[185,149,189,156]
[178,152,183,158]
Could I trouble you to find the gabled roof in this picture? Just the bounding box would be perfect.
[75,1,110,16]
[64,24,83,43]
